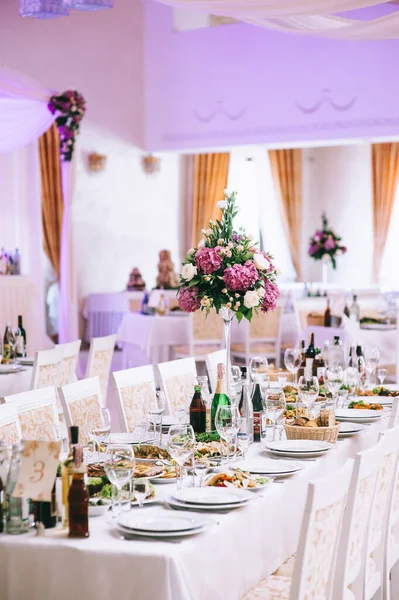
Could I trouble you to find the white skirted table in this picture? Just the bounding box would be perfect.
[0,416,387,600]
[0,366,33,398]
[0,276,42,355]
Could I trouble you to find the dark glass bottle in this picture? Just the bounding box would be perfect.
[16,315,26,358]
[68,446,89,538]
[238,366,248,412]
[2,324,11,364]
[251,383,263,443]
[189,384,206,434]
[33,482,57,529]
[297,340,306,379]
[324,299,331,327]
[305,333,316,380]
[343,303,350,318]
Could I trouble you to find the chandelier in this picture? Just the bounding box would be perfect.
[19,0,113,18]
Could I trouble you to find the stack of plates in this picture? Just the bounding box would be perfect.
[108,433,153,445]
[17,357,34,366]
[236,459,303,479]
[167,487,253,512]
[264,440,333,458]
[116,513,212,539]
[0,364,24,374]
[335,409,384,424]
[338,422,365,438]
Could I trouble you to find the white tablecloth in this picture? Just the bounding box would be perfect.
[0,276,43,355]
[0,366,33,398]
[344,318,397,367]
[0,416,387,600]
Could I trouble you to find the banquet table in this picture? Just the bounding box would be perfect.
[0,415,387,600]
[0,366,32,398]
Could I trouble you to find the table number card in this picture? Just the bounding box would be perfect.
[12,440,62,502]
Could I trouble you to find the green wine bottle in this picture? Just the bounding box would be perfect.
[211,363,231,432]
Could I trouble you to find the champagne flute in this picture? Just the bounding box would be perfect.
[377,368,387,386]
[230,366,243,406]
[86,406,111,461]
[325,366,344,407]
[297,376,319,418]
[167,424,195,490]
[215,404,241,463]
[284,348,302,385]
[145,390,166,444]
[133,478,149,508]
[104,444,135,518]
[262,389,286,442]
[365,348,380,387]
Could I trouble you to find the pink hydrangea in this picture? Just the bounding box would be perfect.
[194,246,223,274]
[261,281,280,313]
[178,286,201,312]
[222,260,259,292]
[324,236,336,251]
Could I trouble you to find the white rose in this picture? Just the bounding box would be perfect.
[181,264,197,281]
[187,248,195,256]
[205,229,212,236]
[257,287,265,298]
[236,245,244,252]
[253,253,269,271]
[244,290,260,309]
[198,239,205,248]
[216,200,227,210]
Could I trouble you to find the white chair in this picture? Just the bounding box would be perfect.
[83,292,129,342]
[112,365,156,433]
[59,376,104,445]
[231,300,284,367]
[31,347,63,390]
[56,339,81,386]
[388,398,399,429]
[0,402,21,444]
[85,334,116,398]
[157,357,197,416]
[206,349,226,394]
[174,309,224,361]
[3,387,60,441]
[357,427,399,600]
[333,442,384,600]
[243,459,354,600]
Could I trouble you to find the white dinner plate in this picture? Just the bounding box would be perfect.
[235,459,304,477]
[166,495,249,512]
[131,496,158,507]
[266,440,333,454]
[116,521,208,539]
[0,364,24,374]
[338,422,365,438]
[361,323,395,330]
[118,513,205,533]
[109,433,153,445]
[150,475,177,484]
[173,487,253,506]
[349,395,393,407]
[335,409,384,423]
[17,357,34,366]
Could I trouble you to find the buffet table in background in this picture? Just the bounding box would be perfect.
[0,276,41,355]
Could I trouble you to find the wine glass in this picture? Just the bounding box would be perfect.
[133,478,149,508]
[6,328,17,364]
[365,348,380,387]
[325,366,344,407]
[167,424,195,490]
[215,404,241,463]
[377,368,387,386]
[249,356,268,383]
[86,406,111,461]
[104,444,135,517]
[298,376,319,418]
[262,389,286,442]
[145,390,166,444]
[284,348,302,385]
[277,373,288,387]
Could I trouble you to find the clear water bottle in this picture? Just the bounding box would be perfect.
[239,381,254,444]
[6,442,29,535]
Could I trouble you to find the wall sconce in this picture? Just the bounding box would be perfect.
[142,154,161,175]
[88,152,107,172]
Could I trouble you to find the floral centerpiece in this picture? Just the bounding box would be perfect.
[308,213,347,270]
[177,190,279,390]
[48,90,86,161]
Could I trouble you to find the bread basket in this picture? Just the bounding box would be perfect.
[285,422,340,444]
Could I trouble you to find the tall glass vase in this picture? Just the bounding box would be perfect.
[322,261,329,286]
[219,306,234,398]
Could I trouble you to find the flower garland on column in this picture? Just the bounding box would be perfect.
[48,90,86,161]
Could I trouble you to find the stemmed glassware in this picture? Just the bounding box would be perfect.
[297,376,319,418]
[284,348,302,385]
[377,368,387,386]
[85,406,111,461]
[104,444,135,517]
[249,356,268,384]
[132,478,149,508]
[262,389,286,442]
[145,391,166,444]
[167,424,195,490]
[215,404,241,463]
[365,348,380,387]
[325,366,344,408]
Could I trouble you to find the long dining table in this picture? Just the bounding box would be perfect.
[0,414,388,600]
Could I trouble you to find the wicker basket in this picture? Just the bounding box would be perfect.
[285,423,341,444]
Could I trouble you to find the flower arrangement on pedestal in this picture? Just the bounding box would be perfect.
[308,213,347,270]
[48,90,86,161]
[177,190,279,322]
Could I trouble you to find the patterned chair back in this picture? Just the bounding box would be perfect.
[157,357,197,416]
[86,334,116,398]
[289,459,353,600]
[192,309,224,342]
[31,347,63,390]
[0,402,21,444]
[249,308,281,340]
[112,365,157,433]
[3,387,60,441]
[56,339,81,387]
[59,377,103,445]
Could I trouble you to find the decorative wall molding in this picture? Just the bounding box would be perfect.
[295,89,357,114]
[193,100,247,123]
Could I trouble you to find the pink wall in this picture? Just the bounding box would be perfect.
[144,2,399,151]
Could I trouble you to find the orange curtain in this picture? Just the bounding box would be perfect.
[191,153,230,247]
[372,143,399,282]
[39,123,63,280]
[269,149,302,281]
